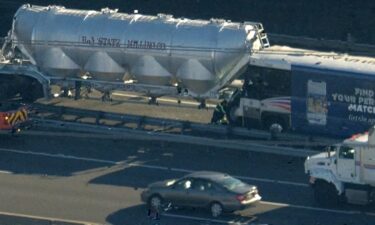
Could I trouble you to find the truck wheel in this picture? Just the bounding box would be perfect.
[313,180,340,206]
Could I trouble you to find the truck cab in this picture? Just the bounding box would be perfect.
[305,131,375,205]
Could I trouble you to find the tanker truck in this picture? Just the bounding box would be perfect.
[0,4,269,104]
[305,127,375,205]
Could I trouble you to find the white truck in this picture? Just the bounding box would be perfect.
[305,127,375,205]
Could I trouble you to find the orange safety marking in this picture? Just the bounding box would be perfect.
[7,108,28,126]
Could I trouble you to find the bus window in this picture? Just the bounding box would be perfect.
[245,66,291,99]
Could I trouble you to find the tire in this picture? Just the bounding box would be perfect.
[263,117,285,132]
[313,180,340,206]
[147,194,163,209]
[210,202,223,217]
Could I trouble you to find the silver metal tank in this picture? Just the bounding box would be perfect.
[11,4,266,96]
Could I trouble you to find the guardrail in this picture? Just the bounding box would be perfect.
[32,118,317,158]
[31,103,339,146]
[32,103,270,139]
[269,33,375,56]
[27,103,341,157]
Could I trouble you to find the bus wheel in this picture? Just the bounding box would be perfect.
[264,117,285,133]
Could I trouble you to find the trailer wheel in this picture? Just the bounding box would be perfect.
[313,180,340,206]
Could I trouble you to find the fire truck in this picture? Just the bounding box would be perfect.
[0,102,29,133]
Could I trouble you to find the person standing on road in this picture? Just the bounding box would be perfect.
[147,204,160,221]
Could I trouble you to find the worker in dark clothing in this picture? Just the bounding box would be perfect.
[74,81,81,100]
[211,100,228,124]
[147,205,160,220]
[247,76,263,100]
[101,90,112,102]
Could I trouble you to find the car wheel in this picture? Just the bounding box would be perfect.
[148,195,163,209]
[210,202,223,217]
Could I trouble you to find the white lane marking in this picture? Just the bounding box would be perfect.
[130,163,193,173]
[260,201,361,215]
[365,212,375,217]
[113,92,216,108]
[128,163,309,187]
[0,147,118,165]
[0,170,12,174]
[235,175,309,187]
[0,210,101,225]
[0,147,307,187]
[1,147,375,218]
[163,212,251,224]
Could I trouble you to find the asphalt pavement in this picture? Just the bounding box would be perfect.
[0,131,374,225]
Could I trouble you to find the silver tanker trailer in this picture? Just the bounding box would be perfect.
[1,4,269,102]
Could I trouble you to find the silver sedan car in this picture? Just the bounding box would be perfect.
[141,171,261,217]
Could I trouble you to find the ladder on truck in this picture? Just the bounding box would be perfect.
[245,22,270,49]
[255,23,270,48]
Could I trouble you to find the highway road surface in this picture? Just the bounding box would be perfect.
[0,130,374,225]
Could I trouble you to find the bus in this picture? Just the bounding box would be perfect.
[227,46,375,137]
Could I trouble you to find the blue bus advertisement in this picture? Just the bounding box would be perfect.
[291,65,375,137]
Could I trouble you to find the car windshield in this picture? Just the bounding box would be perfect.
[218,176,246,191]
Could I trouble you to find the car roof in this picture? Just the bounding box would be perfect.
[184,171,229,181]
